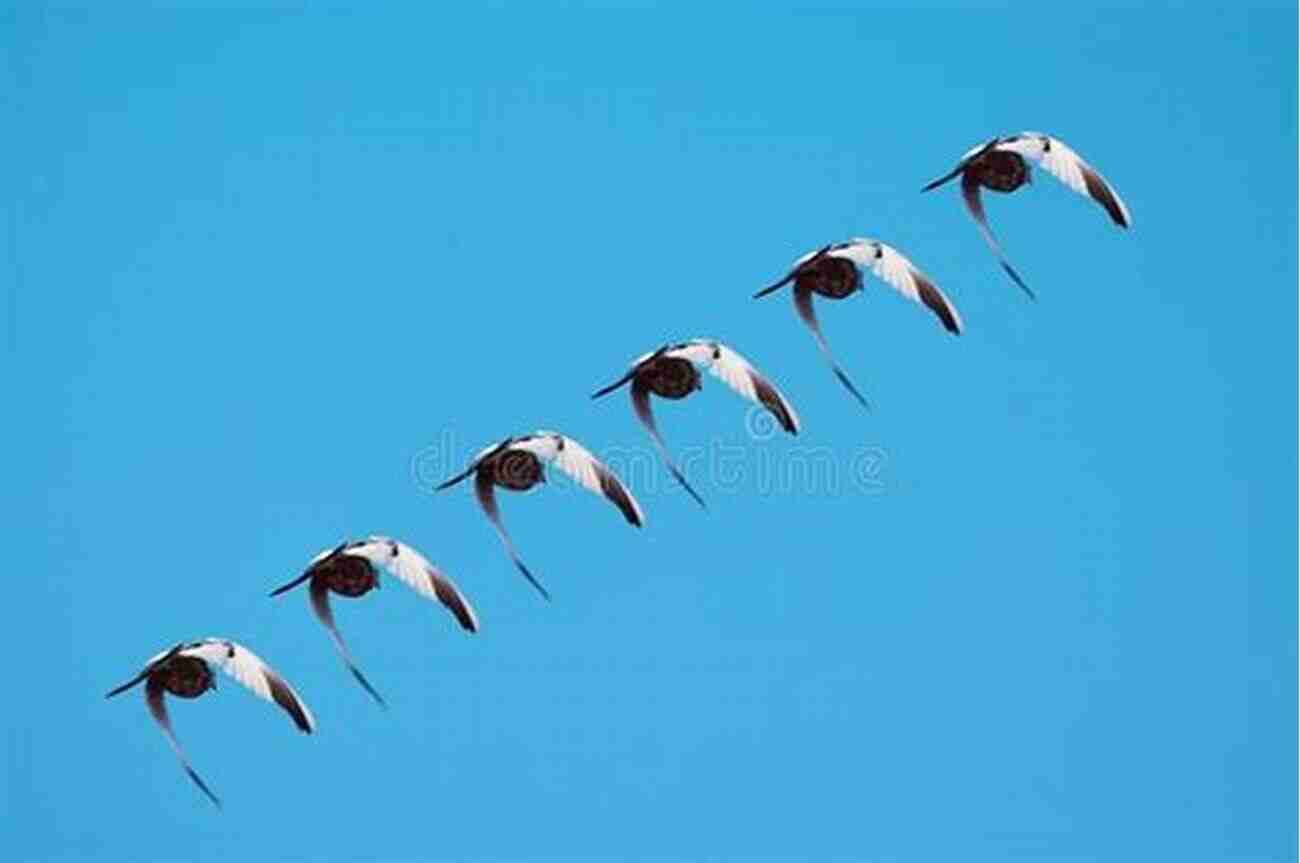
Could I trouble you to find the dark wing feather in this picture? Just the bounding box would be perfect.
[1082,163,1130,228]
[146,680,221,809]
[631,381,707,509]
[912,270,963,335]
[429,571,479,633]
[596,462,644,527]
[309,580,386,708]
[754,244,832,298]
[962,172,1035,300]
[475,467,550,600]
[264,670,314,733]
[793,287,870,410]
[750,371,799,435]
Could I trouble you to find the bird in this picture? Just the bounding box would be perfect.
[105,638,315,809]
[755,238,963,408]
[921,131,1131,299]
[268,536,478,707]
[590,338,800,508]
[436,431,644,600]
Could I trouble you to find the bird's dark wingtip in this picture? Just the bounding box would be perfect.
[185,766,222,810]
[515,559,551,601]
[921,167,962,193]
[1001,261,1036,301]
[350,666,387,710]
[832,367,871,412]
[667,464,708,510]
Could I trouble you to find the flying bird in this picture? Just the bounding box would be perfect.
[436,431,644,600]
[590,338,800,508]
[921,132,1131,298]
[268,536,478,707]
[105,638,315,809]
[755,239,962,408]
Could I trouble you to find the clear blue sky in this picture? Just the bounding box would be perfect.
[5,4,1296,861]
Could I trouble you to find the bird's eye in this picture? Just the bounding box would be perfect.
[712,349,721,359]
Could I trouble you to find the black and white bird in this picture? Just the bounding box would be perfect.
[436,431,644,600]
[921,132,1131,298]
[590,338,800,508]
[755,238,962,409]
[268,536,478,707]
[105,638,315,809]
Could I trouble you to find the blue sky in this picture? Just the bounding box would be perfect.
[5,4,1296,861]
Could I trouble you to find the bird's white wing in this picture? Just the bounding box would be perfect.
[666,341,801,434]
[143,645,180,668]
[848,239,964,335]
[998,133,1131,228]
[180,640,316,733]
[307,544,341,566]
[793,246,826,267]
[145,680,222,808]
[472,441,505,463]
[346,537,480,633]
[510,433,645,526]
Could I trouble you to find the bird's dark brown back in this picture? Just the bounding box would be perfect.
[796,256,860,299]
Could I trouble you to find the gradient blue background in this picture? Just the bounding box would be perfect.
[5,4,1296,861]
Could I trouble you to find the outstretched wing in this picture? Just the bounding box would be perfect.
[269,542,347,597]
[921,137,1000,191]
[840,240,963,335]
[754,244,832,298]
[307,583,387,707]
[631,381,707,509]
[105,644,184,698]
[475,468,550,600]
[667,341,801,434]
[510,434,645,527]
[437,439,512,490]
[346,537,480,633]
[179,640,316,732]
[793,288,870,409]
[146,679,222,809]
[591,348,662,398]
[961,172,1035,300]
[998,133,1131,228]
